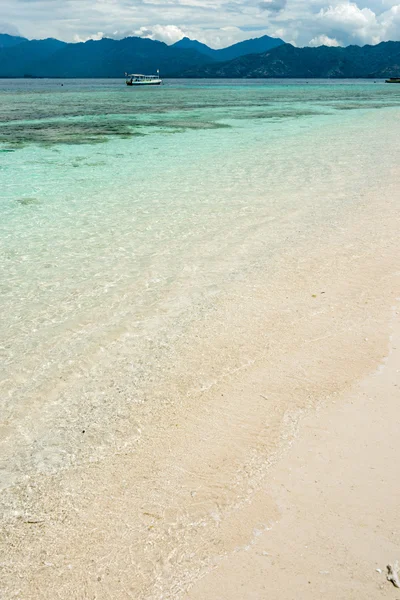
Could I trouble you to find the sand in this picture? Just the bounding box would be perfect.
[2,112,400,598]
[185,311,400,600]
[2,181,400,599]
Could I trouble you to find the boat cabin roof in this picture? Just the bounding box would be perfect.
[126,74,159,78]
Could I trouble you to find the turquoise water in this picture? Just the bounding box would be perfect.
[1,78,400,488]
[1,78,399,147]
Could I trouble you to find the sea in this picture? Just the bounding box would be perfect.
[1,76,400,481]
[1,78,400,598]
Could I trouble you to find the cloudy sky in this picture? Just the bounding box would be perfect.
[1,0,400,48]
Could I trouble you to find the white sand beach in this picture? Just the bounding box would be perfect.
[2,172,400,599]
[1,82,400,599]
[186,310,400,600]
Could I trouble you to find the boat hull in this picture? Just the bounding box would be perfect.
[126,80,162,86]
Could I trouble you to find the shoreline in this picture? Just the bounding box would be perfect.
[2,194,399,598]
[1,99,400,598]
[186,302,400,599]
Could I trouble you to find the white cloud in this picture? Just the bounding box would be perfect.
[316,2,379,42]
[318,3,377,30]
[0,21,21,36]
[133,25,186,44]
[74,31,106,43]
[309,33,342,46]
[379,3,400,39]
[1,0,400,47]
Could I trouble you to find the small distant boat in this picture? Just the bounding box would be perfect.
[385,77,400,84]
[125,70,162,86]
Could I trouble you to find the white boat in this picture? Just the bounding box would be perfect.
[125,70,162,86]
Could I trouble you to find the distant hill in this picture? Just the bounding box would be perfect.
[214,35,285,61]
[183,41,400,78]
[0,35,211,77]
[1,33,399,79]
[172,35,285,61]
[172,37,218,60]
[0,33,28,49]
[0,33,285,78]
[0,38,66,77]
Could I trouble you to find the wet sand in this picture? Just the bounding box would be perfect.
[2,102,400,599]
[186,309,400,600]
[2,173,400,599]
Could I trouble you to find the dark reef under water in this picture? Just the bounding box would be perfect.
[1,80,400,149]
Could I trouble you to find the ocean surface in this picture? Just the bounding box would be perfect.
[1,78,400,485]
[1,77,400,481]
[1,78,400,598]
[0,80,400,460]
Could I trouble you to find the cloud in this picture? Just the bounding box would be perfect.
[258,0,287,13]
[0,21,21,36]
[309,33,342,46]
[133,24,186,44]
[318,2,376,28]
[1,0,400,48]
[317,2,379,42]
[74,31,106,43]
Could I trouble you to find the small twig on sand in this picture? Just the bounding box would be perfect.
[24,519,44,525]
[387,563,400,588]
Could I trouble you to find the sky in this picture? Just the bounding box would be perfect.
[1,0,400,48]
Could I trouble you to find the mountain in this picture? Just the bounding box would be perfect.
[214,35,285,61]
[172,37,217,60]
[0,33,28,49]
[0,38,66,77]
[171,34,285,61]
[1,33,399,79]
[0,35,211,77]
[0,33,285,78]
[183,41,400,78]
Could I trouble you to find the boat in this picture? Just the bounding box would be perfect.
[125,71,162,86]
[385,77,400,83]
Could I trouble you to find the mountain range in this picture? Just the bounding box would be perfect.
[185,41,400,78]
[172,35,283,62]
[0,33,28,49]
[0,32,399,79]
[0,33,284,78]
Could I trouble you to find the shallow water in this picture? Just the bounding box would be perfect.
[1,78,399,146]
[1,78,400,485]
[1,77,400,599]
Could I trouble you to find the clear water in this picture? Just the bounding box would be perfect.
[1,78,400,489]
